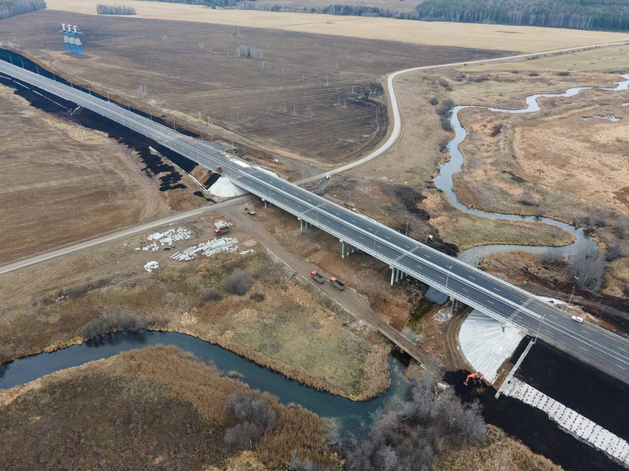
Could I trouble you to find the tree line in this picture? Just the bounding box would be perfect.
[319,0,629,31]
[0,0,46,21]
[96,4,136,14]
[135,0,245,7]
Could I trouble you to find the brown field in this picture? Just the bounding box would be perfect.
[45,0,629,52]
[0,83,156,264]
[0,11,507,166]
[0,214,390,400]
[435,426,563,471]
[0,80,211,265]
[0,346,337,470]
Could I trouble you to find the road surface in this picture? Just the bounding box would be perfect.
[1,51,628,384]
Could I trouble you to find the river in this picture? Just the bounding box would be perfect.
[0,331,410,437]
[432,74,629,264]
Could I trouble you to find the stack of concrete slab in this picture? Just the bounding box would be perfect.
[459,310,525,384]
[503,377,629,467]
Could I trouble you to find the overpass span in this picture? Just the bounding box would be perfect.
[1,58,628,384]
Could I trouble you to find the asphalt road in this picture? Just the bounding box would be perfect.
[1,55,628,384]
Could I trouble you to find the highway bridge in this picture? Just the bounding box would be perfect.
[1,58,628,384]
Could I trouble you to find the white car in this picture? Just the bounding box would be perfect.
[571,315,584,324]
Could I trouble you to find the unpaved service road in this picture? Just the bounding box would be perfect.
[0,197,245,276]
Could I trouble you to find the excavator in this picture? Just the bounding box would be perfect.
[464,371,484,386]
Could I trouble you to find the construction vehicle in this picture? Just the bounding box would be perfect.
[464,371,484,386]
[214,227,230,237]
[216,165,222,173]
[329,277,345,291]
[244,206,256,216]
[311,271,325,284]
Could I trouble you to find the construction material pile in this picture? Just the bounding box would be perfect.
[171,237,239,261]
[135,227,193,252]
[144,261,159,273]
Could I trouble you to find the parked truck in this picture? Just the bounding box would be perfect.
[310,271,325,284]
[214,227,230,237]
[329,277,345,291]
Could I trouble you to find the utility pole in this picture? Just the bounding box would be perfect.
[533,314,546,344]
[445,264,453,289]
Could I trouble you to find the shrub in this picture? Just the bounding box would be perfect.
[81,310,165,340]
[438,78,452,91]
[429,96,439,106]
[557,71,570,76]
[225,269,252,295]
[224,422,262,450]
[471,74,489,83]
[541,250,563,266]
[224,390,277,430]
[529,72,540,77]
[250,292,265,302]
[199,286,222,302]
[436,99,455,132]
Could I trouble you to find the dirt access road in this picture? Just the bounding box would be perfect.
[229,209,440,369]
[300,40,629,184]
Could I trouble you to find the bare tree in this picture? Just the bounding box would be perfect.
[224,390,276,430]
[346,373,486,471]
[570,247,606,292]
[289,452,333,471]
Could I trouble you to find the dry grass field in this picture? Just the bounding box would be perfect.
[0,215,390,400]
[0,346,337,470]
[0,83,160,264]
[45,0,629,52]
[344,45,629,297]
[0,11,506,166]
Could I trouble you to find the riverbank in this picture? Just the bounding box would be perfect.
[0,224,390,401]
[0,345,340,470]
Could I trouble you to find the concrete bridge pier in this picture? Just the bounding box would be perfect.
[341,240,345,259]
[390,267,396,285]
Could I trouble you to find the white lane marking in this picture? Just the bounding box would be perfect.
[462,287,470,293]
[578,345,589,352]
[487,300,495,305]
[618,346,628,352]
[468,275,476,280]
[582,331,591,336]
[493,287,501,293]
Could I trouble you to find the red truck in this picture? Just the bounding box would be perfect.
[311,271,325,284]
[329,277,345,291]
[214,228,230,237]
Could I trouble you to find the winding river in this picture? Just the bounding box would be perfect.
[433,74,629,264]
[0,331,410,436]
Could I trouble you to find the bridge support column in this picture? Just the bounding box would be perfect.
[300,219,303,231]
[450,298,458,315]
[341,241,345,259]
[390,267,396,285]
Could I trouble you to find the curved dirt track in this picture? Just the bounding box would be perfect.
[299,40,628,184]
